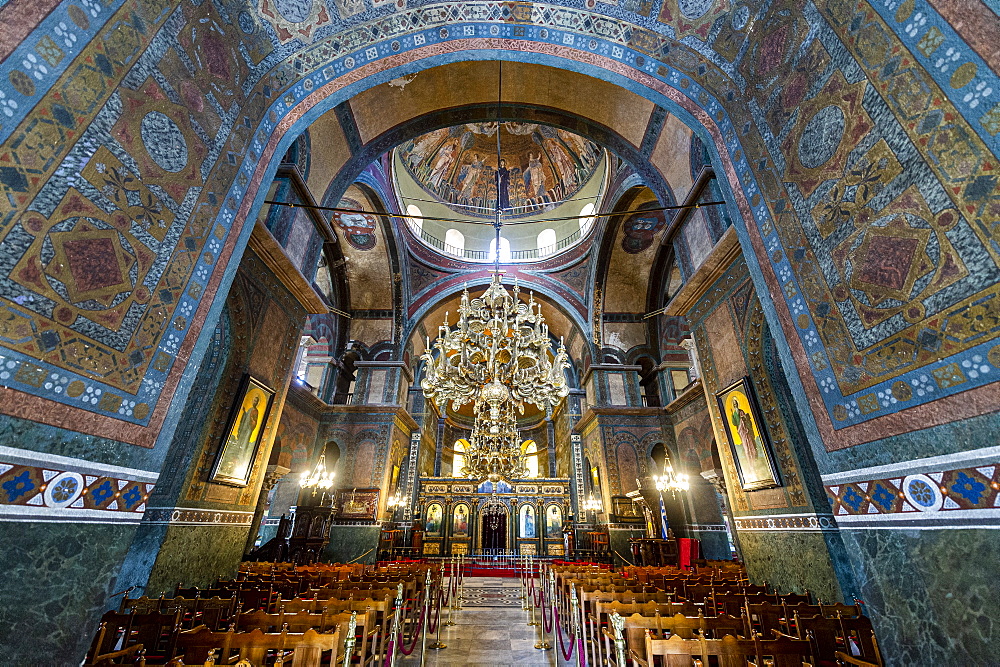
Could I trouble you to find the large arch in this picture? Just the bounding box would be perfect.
[4,2,999,662]
[0,28,769,460]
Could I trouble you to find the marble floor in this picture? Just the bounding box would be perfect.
[396,577,577,667]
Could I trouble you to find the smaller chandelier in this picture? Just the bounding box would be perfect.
[482,493,506,515]
[461,398,527,482]
[387,491,406,509]
[482,492,506,530]
[300,454,336,495]
[654,462,690,496]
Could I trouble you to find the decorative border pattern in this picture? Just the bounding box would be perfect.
[685,523,728,532]
[142,506,255,526]
[0,462,154,523]
[825,461,1000,529]
[733,513,838,533]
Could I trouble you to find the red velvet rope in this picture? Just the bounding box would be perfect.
[554,607,575,661]
[396,603,425,656]
[382,636,394,667]
[428,587,441,634]
[440,578,450,606]
[541,586,553,633]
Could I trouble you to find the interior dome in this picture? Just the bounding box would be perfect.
[396,122,603,219]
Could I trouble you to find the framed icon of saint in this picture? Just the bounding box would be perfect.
[211,375,275,487]
[715,377,781,491]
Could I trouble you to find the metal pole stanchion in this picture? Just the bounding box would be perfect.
[389,583,403,667]
[342,611,357,667]
[429,563,447,650]
[527,554,538,624]
[571,583,584,667]
[522,558,530,611]
[519,555,528,611]
[535,566,552,651]
[419,570,432,666]
[458,553,464,608]
[610,611,626,667]
[444,556,457,626]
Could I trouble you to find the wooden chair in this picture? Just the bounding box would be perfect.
[821,603,862,618]
[120,596,166,615]
[783,613,840,665]
[741,635,814,667]
[591,602,694,666]
[786,613,881,666]
[780,593,812,607]
[235,609,337,634]
[745,601,786,638]
[606,612,747,667]
[642,631,709,667]
[835,651,881,666]
[837,616,881,665]
[85,622,146,667]
[170,626,340,666]
[249,609,380,666]
[326,611,381,666]
[87,610,183,665]
[195,597,238,630]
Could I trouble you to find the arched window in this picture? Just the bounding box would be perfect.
[407,204,423,233]
[295,336,314,381]
[323,441,341,470]
[523,440,539,478]
[650,442,667,476]
[579,203,596,232]
[537,228,557,256]
[489,236,511,263]
[453,439,468,477]
[445,229,465,256]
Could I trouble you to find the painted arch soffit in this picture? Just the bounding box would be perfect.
[0,0,995,454]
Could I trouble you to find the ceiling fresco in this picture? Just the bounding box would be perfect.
[396,122,603,218]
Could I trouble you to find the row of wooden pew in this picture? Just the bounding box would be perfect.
[543,562,883,667]
[86,561,437,666]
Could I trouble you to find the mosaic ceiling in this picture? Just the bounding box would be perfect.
[0,0,995,453]
[396,123,602,218]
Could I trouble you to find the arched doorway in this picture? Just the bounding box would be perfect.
[479,505,509,552]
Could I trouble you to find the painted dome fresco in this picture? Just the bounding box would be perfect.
[396,122,603,219]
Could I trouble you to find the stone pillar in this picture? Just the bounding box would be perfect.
[352,361,412,405]
[582,364,644,407]
[679,338,700,382]
[244,464,291,555]
[403,432,421,521]
[571,434,584,521]
[434,417,445,476]
[546,420,557,477]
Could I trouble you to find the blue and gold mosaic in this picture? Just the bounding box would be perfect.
[0,0,996,447]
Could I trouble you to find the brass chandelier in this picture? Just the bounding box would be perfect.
[420,275,570,481]
[420,279,570,414]
[419,60,570,483]
[464,396,527,481]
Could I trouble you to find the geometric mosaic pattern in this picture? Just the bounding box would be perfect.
[0,460,153,519]
[826,463,1000,523]
[0,0,996,452]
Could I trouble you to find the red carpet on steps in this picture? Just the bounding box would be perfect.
[466,567,518,577]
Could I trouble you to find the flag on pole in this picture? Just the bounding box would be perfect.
[659,494,670,539]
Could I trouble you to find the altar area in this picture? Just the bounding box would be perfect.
[416,476,572,557]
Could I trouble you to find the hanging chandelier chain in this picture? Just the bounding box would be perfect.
[418,60,569,484]
[420,272,569,482]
